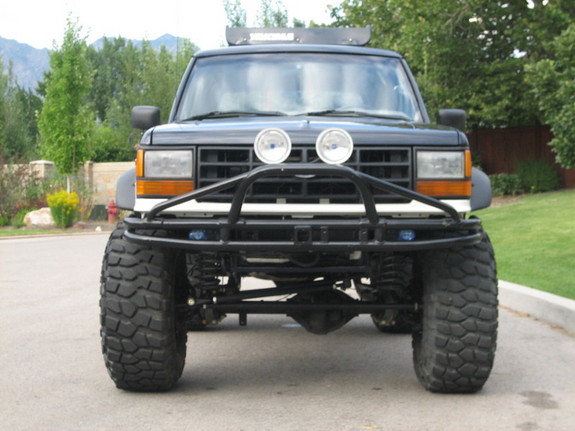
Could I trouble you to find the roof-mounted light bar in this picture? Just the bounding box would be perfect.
[226,27,371,47]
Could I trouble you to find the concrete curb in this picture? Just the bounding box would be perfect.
[499,280,575,335]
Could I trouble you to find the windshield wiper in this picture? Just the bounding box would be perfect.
[184,110,288,121]
[301,109,411,121]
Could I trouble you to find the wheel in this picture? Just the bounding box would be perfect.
[100,223,187,391]
[412,232,498,393]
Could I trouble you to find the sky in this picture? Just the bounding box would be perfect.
[0,0,340,50]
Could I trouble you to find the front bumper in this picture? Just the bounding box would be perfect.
[124,164,482,252]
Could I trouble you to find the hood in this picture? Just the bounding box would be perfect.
[148,116,465,147]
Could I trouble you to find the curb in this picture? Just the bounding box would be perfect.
[499,280,575,335]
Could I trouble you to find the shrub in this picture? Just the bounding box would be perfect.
[10,208,29,228]
[490,173,523,196]
[515,160,560,193]
[46,190,80,228]
[0,156,58,224]
[0,160,30,224]
[0,156,94,225]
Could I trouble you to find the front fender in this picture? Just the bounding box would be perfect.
[470,167,492,211]
[116,168,136,210]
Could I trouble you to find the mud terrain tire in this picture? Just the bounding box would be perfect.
[100,223,187,391]
[412,232,498,393]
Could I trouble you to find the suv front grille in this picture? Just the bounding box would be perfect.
[197,146,412,204]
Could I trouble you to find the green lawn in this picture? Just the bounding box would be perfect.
[473,189,575,300]
[0,227,75,237]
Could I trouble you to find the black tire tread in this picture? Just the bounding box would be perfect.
[100,224,186,391]
[413,232,498,393]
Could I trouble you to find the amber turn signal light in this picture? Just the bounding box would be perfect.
[136,180,195,197]
[416,180,472,197]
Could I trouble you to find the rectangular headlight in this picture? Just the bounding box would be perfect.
[417,151,466,179]
[143,150,193,178]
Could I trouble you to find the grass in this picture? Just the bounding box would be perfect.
[0,221,111,237]
[473,189,575,300]
[0,227,71,237]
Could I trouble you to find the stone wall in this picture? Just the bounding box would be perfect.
[84,161,133,205]
[9,160,134,206]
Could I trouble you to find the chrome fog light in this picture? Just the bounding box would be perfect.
[315,128,354,165]
[254,128,292,164]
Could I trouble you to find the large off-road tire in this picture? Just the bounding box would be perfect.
[100,223,187,391]
[412,232,498,393]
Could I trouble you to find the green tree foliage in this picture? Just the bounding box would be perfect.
[224,0,304,28]
[526,24,575,169]
[258,0,289,27]
[86,37,197,162]
[38,18,94,176]
[224,0,247,27]
[0,57,41,160]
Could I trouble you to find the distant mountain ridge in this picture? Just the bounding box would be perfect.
[0,34,185,91]
[0,37,50,90]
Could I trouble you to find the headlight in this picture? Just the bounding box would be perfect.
[136,150,195,197]
[254,128,292,164]
[415,150,472,198]
[417,151,465,179]
[144,150,193,178]
[315,128,354,165]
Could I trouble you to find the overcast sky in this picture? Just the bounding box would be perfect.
[0,0,340,50]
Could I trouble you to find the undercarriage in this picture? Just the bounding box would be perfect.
[183,250,419,335]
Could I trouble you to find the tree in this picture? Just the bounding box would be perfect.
[38,18,93,186]
[0,56,41,160]
[527,24,575,169]
[87,37,197,162]
[0,57,8,156]
[224,0,304,28]
[258,0,289,27]
[86,37,130,122]
[224,0,247,27]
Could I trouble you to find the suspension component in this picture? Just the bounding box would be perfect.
[186,252,222,292]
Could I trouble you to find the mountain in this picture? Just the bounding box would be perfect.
[0,37,49,90]
[0,34,188,91]
[91,33,186,53]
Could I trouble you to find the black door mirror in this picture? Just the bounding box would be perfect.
[131,106,161,131]
[437,109,466,132]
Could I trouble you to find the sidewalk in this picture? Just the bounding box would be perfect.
[499,280,575,335]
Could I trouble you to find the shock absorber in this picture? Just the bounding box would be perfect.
[376,255,411,292]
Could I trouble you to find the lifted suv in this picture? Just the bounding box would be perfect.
[100,28,497,393]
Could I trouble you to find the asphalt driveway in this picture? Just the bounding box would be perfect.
[1,234,574,430]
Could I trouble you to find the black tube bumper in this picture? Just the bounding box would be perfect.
[124,164,482,252]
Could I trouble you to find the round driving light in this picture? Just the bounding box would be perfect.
[254,128,292,164]
[315,128,354,165]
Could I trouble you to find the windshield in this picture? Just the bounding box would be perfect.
[175,53,423,122]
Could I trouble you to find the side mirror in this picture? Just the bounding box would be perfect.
[437,109,466,132]
[131,106,161,131]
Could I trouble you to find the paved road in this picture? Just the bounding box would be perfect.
[1,234,574,431]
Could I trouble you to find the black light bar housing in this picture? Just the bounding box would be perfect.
[226,27,371,46]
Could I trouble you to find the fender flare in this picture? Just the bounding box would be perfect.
[470,167,492,211]
[116,168,136,210]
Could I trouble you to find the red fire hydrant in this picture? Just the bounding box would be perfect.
[107,200,119,223]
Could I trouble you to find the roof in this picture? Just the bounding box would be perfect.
[195,43,402,59]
